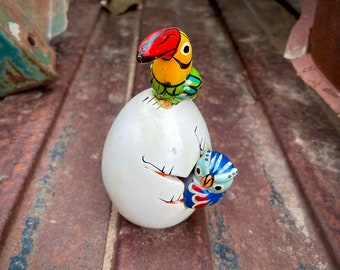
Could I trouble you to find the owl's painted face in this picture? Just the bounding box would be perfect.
[194,150,238,194]
[102,89,211,228]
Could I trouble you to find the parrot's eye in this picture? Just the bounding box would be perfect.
[180,42,191,55]
[196,167,201,174]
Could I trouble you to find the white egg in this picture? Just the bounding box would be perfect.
[102,88,211,228]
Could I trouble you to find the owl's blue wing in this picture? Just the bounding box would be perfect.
[183,178,226,209]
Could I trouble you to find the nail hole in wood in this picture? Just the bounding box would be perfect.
[27,34,35,46]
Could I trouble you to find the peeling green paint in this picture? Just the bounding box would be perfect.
[0,29,56,97]
[0,2,63,97]
[0,31,41,78]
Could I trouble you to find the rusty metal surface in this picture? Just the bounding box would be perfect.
[0,0,339,269]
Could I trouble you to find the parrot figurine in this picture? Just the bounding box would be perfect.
[182,150,239,209]
[136,27,202,108]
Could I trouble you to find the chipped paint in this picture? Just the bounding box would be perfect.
[284,0,340,115]
[243,112,313,238]
[0,30,56,97]
[0,4,58,97]
[47,0,69,39]
[0,174,9,182]
[7,126,73,267]
[283,45,307,60]
[213,243,238,270]
[9,217,40,270]
[208,211,239,270]
[8,22,20,41]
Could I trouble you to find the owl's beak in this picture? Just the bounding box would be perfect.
[200,174,214,189]
[136,27,181,63]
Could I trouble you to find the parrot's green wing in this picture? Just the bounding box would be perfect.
[151,66,202,105]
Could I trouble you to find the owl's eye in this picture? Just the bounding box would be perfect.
[180,42,191,55]
[196,167,201,175]
[214,185,223,191]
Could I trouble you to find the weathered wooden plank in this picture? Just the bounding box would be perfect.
[115,211,213,270]
[1,0,338,269]
[242,0,296,53]
[0,0,101,248]
[214,0,340,267]
[0,1,135,269]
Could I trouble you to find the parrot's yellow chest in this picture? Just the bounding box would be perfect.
[152,58,192,85]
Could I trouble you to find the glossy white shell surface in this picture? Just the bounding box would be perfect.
[102,89,211,228]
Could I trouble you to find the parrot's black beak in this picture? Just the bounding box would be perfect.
[136,27,181,63]
[136,52,154,63]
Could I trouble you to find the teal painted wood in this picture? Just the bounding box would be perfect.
[0,1,64,97]
[0,30,55,97]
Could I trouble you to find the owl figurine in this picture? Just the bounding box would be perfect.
[182,150,239,209]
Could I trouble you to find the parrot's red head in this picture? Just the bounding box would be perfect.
[136,27,196,101]
[137,27,181,63]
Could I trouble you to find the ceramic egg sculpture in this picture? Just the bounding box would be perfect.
[102,27,238,229]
